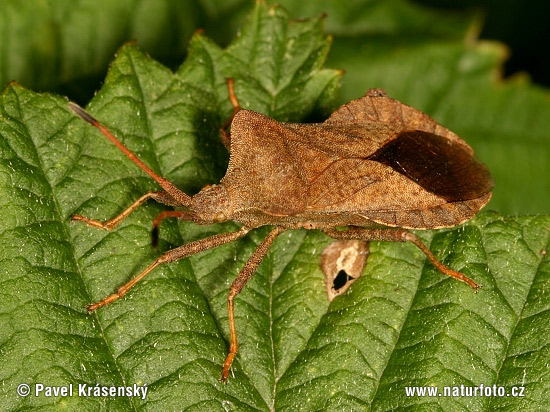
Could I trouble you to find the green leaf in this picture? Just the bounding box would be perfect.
[276,0,478,38]
[1,2,549,411]
[0,0,250,98]
[0,1,186,88]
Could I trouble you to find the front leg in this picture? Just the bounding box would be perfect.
[72,190,183,231]
[323,227,479,290]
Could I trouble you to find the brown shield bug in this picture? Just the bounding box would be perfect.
[68,79,493,382]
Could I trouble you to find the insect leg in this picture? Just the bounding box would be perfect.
[221,226,284,383]
[219,78,242,150]
[323,228,479,290]
[69,102,192,206]
[72,191,183,230]
[87,226,250,312]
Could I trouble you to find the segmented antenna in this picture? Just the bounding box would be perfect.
[68,102,192,206]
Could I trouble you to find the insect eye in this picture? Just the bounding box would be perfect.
[214,211,227,223]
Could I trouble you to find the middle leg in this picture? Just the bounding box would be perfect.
[87,226,251,312]
[220,226,285,382]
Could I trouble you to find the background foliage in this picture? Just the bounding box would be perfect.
[0,1,549,411]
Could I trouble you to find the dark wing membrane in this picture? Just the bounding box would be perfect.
[367,130,494,201]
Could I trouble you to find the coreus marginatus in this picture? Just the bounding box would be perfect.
[68,79,493,382]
